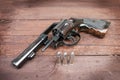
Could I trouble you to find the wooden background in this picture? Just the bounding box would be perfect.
[0,0,120,80]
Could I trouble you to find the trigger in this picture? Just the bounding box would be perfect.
[63,31,81,46]
[51,41,64,48]
[67,36,75,43]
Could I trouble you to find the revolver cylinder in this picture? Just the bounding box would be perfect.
[52,19,74,39]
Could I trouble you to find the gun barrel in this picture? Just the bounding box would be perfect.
[12,23,57,68]
[12,34,48,68]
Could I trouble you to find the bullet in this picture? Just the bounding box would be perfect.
[62,52,68,64]
[69,52,75,64]
[56,52,62,64]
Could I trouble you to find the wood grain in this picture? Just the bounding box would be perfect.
[1,44,120,56]
[0,19,119,35]
[0,56,120,80]
[1,7,120,19]
[0,0,120,19]
[1,33,120,45]
[0,0,120,80]
[0,20,120,56]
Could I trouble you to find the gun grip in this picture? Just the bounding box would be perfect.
[79,18,110,38]
[70,18,110,38]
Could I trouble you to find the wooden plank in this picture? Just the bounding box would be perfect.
[5,7,120,19]
[0,1,120,19]
[1,33,120,45]
[0,1,120,80]
[0,0,119,19]
[0,20,120,56]
[0,56,120,80]
[0,20,119,36]
[0,0,119,9]
[0,20,119,45]
[0,44,120,56]
[0,0,119,8]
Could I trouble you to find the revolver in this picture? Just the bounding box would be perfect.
[12,18,110,68]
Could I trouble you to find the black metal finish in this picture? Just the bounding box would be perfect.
[41,19,80,51]
[12,23,57,68]
[12,18,110,69]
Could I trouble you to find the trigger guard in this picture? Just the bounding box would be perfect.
[51,31,81,48]
[63,31,81,46]
[51,41,64,48]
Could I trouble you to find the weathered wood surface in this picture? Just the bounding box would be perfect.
[0,0,120,19]
[0,0,120,80]
[0,19,120,56]
[0,56,120,80]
